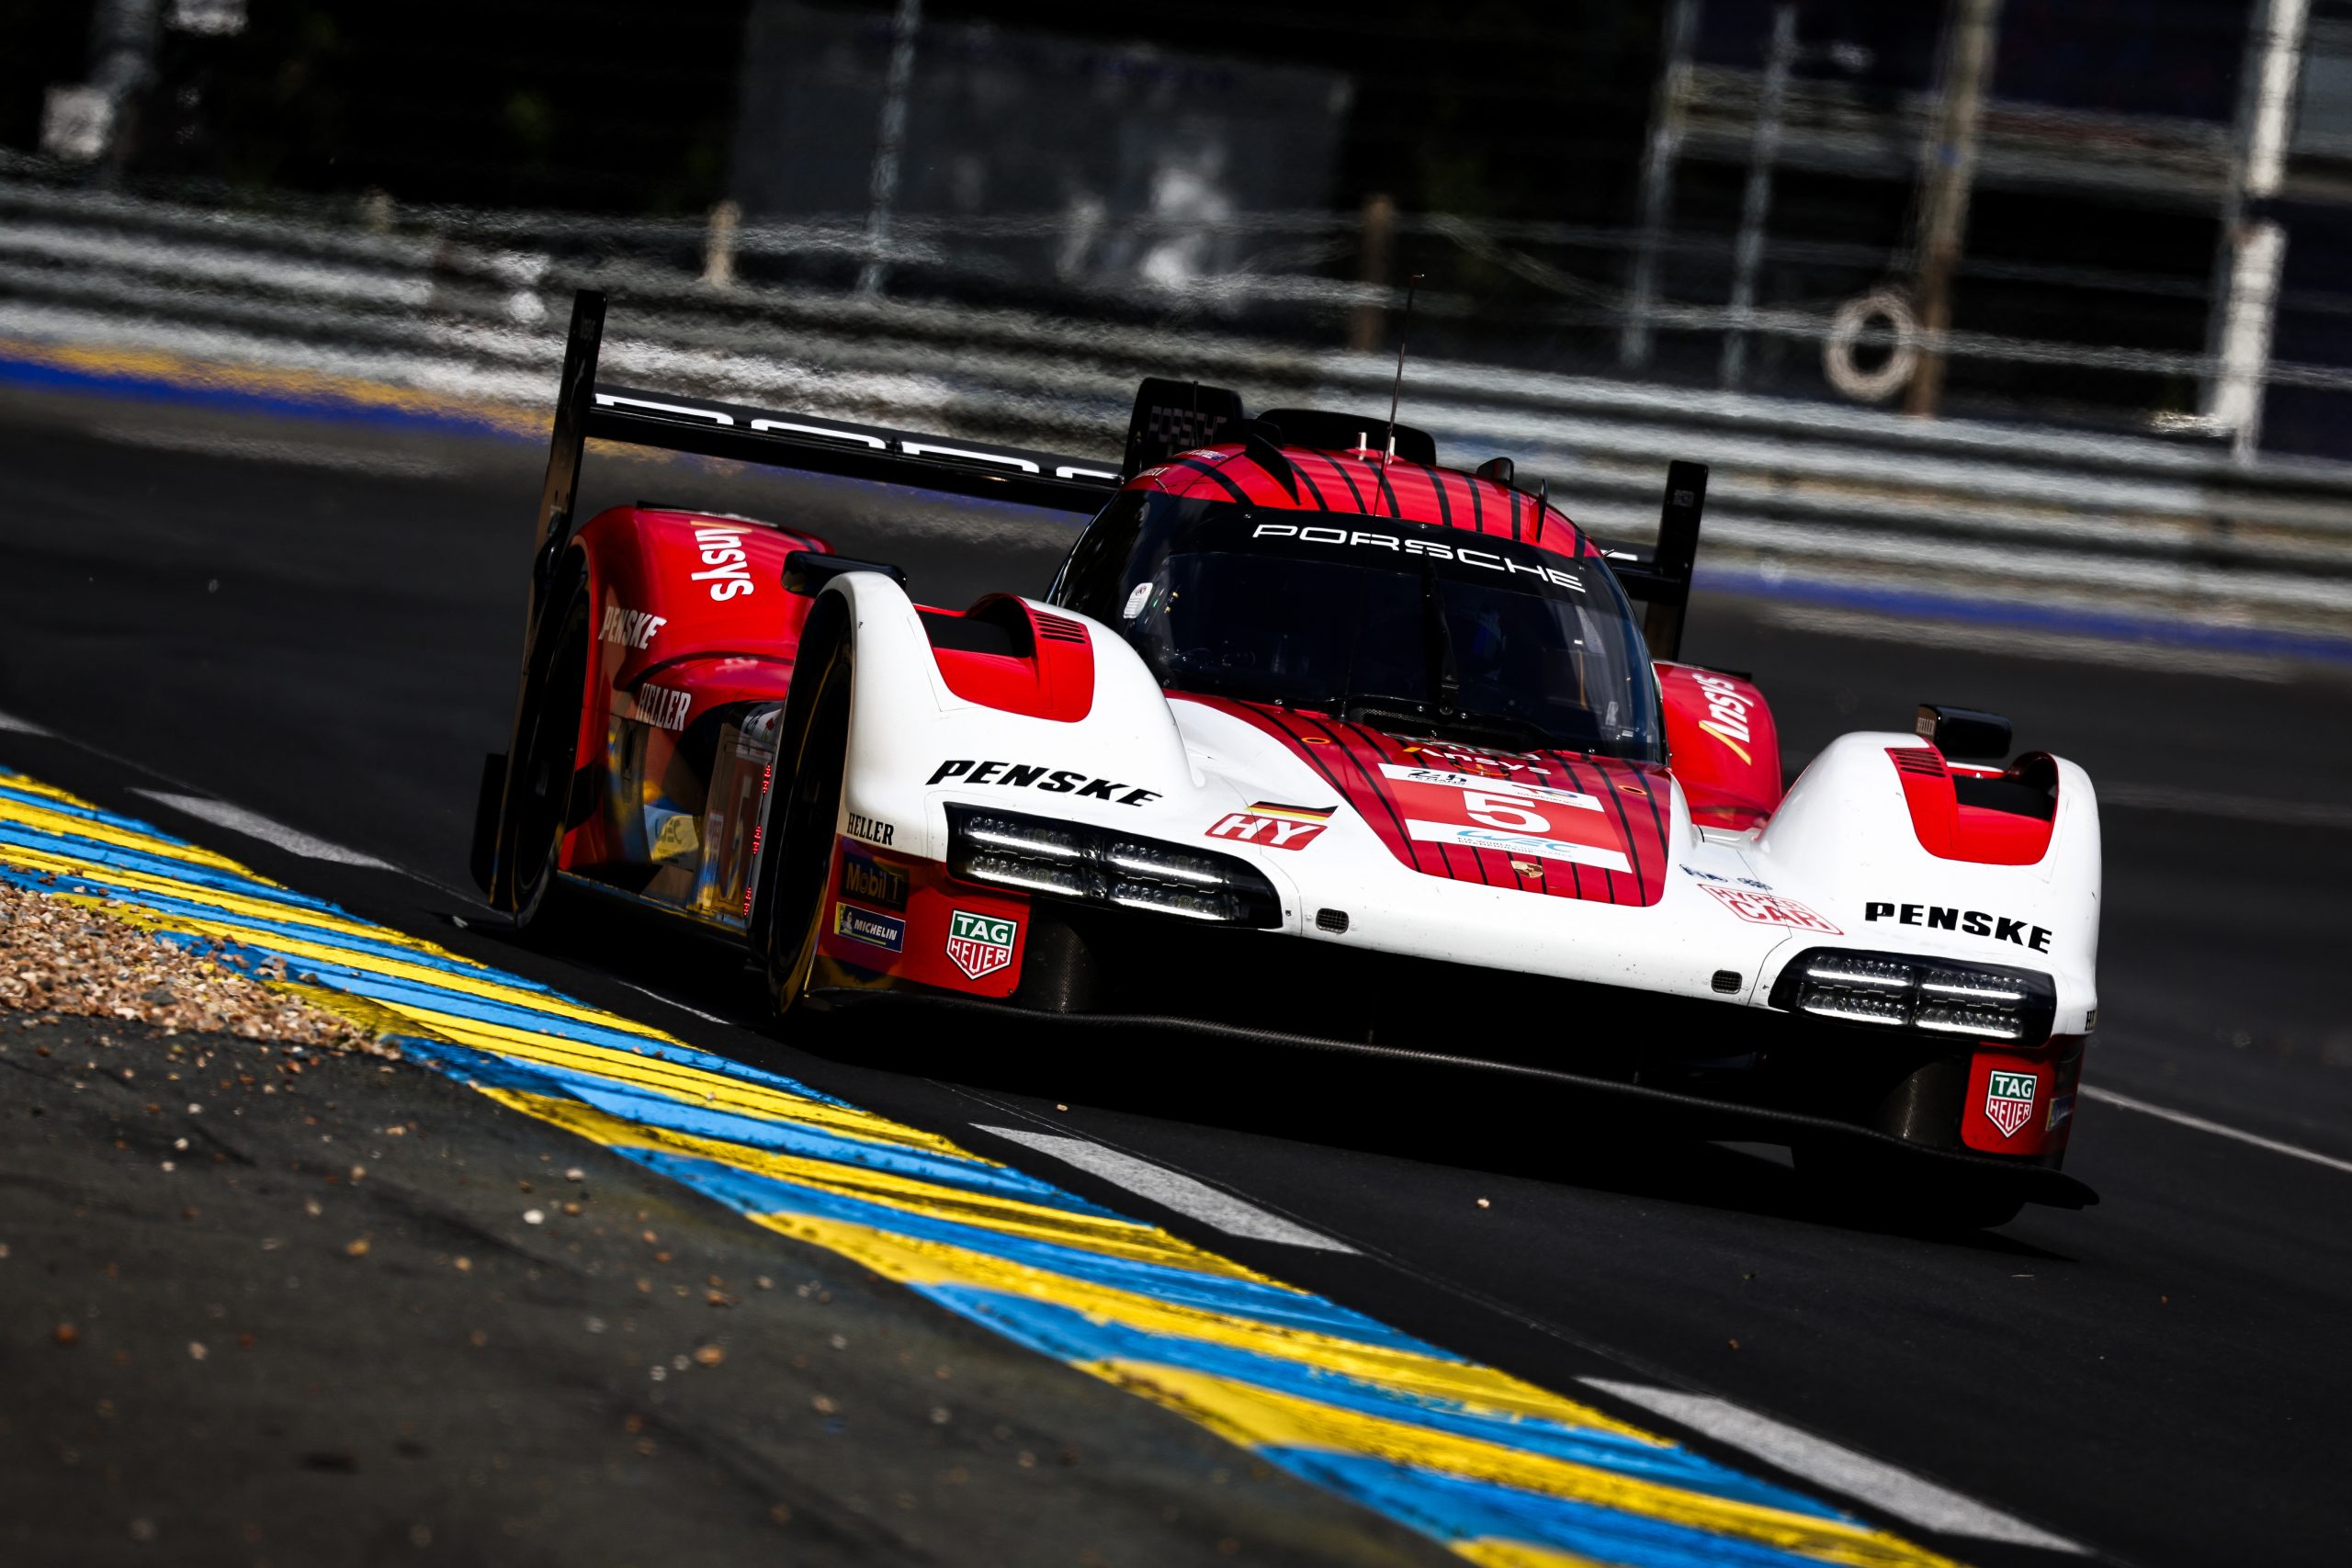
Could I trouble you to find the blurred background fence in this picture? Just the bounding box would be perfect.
[6,0,2352,642]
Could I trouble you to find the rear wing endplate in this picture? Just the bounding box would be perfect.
[1602,460,1707,663]
[523,289,1121,634]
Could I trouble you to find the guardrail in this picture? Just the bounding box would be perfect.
[5,174,2352,646]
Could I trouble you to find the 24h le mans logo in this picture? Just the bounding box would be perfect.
[1984,1069,2038,1139]
[944,910,1018,981]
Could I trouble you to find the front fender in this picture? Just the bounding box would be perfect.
[1754,731,2101,1031]
[824,572,1200,865]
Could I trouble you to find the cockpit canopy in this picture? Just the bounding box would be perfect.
[1052,491,1664,762]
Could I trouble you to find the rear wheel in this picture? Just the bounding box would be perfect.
[501,567,592,930]
[756,638,852,1019]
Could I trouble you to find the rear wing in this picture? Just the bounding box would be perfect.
[524,289,1705,658]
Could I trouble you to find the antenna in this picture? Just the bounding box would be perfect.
[1533,478,1548,545]
[1382,273,1426,473]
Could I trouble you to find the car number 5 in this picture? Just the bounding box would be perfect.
[1464,792,1549,833]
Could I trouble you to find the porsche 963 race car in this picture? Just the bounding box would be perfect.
[472,292,2100,1226]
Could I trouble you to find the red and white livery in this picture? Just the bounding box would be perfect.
[473,293,2101,1228]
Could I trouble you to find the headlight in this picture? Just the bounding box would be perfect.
[945,806,1283,928]
[1769,947,2055,1043]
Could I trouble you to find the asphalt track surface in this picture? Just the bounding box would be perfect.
[3,381,2350,1566]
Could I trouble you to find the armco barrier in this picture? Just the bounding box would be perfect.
[6,175,2352,646]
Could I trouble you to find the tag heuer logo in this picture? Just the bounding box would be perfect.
[944,910,1018,981]
[1984,1069,2038,1139]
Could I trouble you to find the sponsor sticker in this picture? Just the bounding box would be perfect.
[1404,820,1633,873]
[1400,741,1544,776]
[599,604,668,650]
[838,846,909,910]
[927,760,1162,807]
[832,903,905,953]
[1377,763,1600,811]
[625,683,692,731]
[648,811,700,863]
[1865,900,2052,953]
[1204,803,1332,851]
[846,811,895,847]
[1679,863,1774,890]
[1121,582,1153,619]
[1381,766,1631,874]
[1701,885,1840,933]
[689,525,756,602]
[1249,523,1587,592]
[2046,1090,2076,1134]
[1984,1069,2038,1139]
[1685,671,1756,765]
[944,910,1018,981]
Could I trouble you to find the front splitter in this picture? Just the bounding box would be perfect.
[806,986,2100,1210]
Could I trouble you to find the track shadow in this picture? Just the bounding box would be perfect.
[458,902,2072,1251]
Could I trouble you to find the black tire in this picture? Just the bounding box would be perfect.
[756,630,853,1020]
[1792,1141,2028,1232]
[501,562,592,930]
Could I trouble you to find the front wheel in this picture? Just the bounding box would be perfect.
[500,566,592,931]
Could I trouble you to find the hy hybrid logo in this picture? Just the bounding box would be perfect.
[944,910,1017,981]
[1984,1069,2038,1139]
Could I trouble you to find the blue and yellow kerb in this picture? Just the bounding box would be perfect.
[0,770,1968,1568]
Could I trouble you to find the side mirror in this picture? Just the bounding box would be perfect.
[1916,703,2012,761]
[785,549,908,596]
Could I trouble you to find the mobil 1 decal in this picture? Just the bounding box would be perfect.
[1378,764,1630,874]
[838,842,910,910]
[1984,1069,2038,1139]
[945,910,1019,982]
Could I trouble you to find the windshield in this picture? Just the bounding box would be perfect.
[1051,491,1664,761]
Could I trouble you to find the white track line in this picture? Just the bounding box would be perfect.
[613,978,737,1027]
[130,790,396,870]
[0,709,50,735]
[974,1126,1358,1252]
[1580,1381,2086,1552]
[2081,1084,2352,1175]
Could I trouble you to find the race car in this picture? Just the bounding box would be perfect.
[472,290,2099,1226]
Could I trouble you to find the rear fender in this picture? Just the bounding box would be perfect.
[560,504,826,884]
